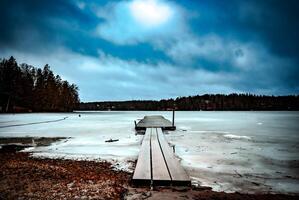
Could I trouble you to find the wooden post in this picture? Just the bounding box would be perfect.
[5,96,10,113]
[172,109,175,127]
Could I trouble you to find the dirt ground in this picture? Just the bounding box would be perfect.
[0,151,129,200]
[126,186,299,200]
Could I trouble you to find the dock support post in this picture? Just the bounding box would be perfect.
[172,109,175,127]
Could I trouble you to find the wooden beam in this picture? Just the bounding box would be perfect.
[132,126,190,186]
[151,128,171,185]
[156,128,190,186]
[132,128,152,185]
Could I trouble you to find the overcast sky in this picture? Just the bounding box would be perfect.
[1,0,299,101]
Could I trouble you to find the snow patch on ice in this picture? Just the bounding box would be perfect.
[190,176,236,193]
[223,134,251,140]
[189,130,230,134]
[29,152,135,172]
[111,160,135,173]
[20,135,140,173]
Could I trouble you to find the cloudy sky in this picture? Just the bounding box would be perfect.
[1,0,299,101]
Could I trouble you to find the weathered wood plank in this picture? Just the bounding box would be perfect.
[132,124,190,186]
[151,128,171,184]
[132,128,152,184]
[136,115,175,130]
[156,128,190,185]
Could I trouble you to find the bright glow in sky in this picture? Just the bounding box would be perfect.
[129,0,173,28]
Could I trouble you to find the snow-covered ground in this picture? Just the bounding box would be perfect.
[1,111,299,194]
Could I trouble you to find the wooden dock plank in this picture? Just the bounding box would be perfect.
[151,128,171,184]
[136,115,175,130]
[132,128,152,184]
[156,128,190,185]
[132,119,190,187]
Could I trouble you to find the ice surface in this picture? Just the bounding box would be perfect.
[0,112,144,172]
[1,111,299,194]
[223,134,251,140]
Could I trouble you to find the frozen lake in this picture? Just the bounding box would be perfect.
[0,111,299,194]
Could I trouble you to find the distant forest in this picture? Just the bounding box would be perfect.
[80,94,299,111]
[0,56,80,112]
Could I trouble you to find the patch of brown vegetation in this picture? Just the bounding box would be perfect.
[0,152,130,200]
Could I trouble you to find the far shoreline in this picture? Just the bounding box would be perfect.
[1,109,299,114]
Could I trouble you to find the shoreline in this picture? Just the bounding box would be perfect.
[1,137,299,199]
[1,151,298,200]
[1,110,299,114]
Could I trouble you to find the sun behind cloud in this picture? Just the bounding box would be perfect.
[129,0,173,28]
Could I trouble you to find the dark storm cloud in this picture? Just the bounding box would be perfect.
[0,0,166,62]
[178,0,299,92]
[238,0,299,58]
[188,0,299,59]
[0,0,298,101]
[0,0,97,58]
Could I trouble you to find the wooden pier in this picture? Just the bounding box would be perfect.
[133,115,190,186]
[135,115,176,131]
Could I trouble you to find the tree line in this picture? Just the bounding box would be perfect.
[0,56,80,112]
[80,94,299,111]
